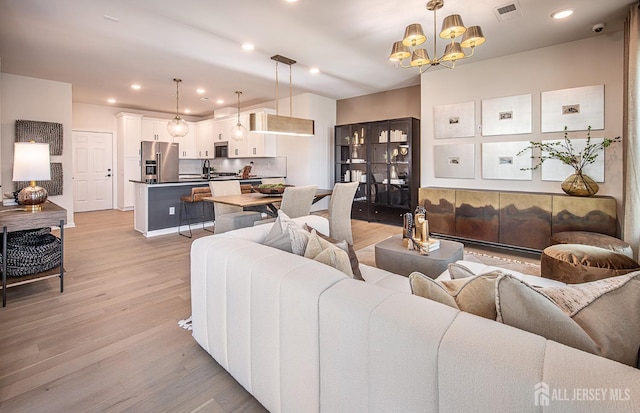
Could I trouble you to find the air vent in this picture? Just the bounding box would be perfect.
[493,1,523,22]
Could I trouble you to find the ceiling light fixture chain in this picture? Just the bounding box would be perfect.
[388,0,486,74]
[167,78,189,138]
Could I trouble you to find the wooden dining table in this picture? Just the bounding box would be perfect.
[202,188,333,216]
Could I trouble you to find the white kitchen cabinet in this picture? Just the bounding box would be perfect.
[119,157,140,211]
[196,120,215,159]
[141,118,173,142]
[228,113,277,158]
[117,112,142,158]
[178,121,197,158]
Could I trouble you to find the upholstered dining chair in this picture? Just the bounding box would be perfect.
[255,184,318,225]
[209,180,262,234]
[328,181,359,244]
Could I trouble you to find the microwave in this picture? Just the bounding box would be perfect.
[214,141,228,158]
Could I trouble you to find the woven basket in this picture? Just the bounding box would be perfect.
[0,227,62,277]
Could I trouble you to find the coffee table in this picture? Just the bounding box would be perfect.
[374,235,464,278]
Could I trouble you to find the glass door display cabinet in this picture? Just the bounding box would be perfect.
[335,123,369,220]
[335,117,419,225]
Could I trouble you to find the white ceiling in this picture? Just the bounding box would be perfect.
[0,0,634,118]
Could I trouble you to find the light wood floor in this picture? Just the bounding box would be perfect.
[0,210,403,413]
[0,210,539,412]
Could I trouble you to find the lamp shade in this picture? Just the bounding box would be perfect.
[441,42,465,61]
[167,115,189,138]
[389,41,411,61]
[460,25,486,48]
[410,49,431,67]
[440,14,466,39]
[13,142,51,181]
[402,24,427,47]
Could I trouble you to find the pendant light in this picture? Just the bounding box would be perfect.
[230,91,248,141]
[167,78,189,138]
[250,55,315,136]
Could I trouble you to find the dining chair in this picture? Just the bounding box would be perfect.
[209,180,262,234]
[328,181,359,244]
[254,184,318,225]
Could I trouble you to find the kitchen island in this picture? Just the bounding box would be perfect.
[132,176,284,237]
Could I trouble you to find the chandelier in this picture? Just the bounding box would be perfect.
[230,91,248,141]
[389,0,486,73]
[167,78,189,138]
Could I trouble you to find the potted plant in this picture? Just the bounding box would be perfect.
[517,126,620,196]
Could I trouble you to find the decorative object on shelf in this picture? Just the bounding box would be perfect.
[517,126,620,196]
[231,91,248,141]
[250,55,314,136]
[388,0,485,73]
[403,206,438,255]
[167,78,189,138]
[12,141,51,211]
[0,227,62,277]
[15,120,63,155]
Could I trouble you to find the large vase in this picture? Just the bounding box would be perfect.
[561,172,599,197]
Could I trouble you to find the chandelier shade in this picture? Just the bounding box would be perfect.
[167,78,189,138]
[388,0,485,73]
[402,24,427,47]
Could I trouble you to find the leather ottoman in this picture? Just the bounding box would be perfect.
[550,231,634,258]
[541,244,640,284]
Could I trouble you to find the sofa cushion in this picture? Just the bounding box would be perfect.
[304,229,354,277]
[264,210,310,255]
[409,271,502,320]
[496,272,640,367]
[304,224,363,280]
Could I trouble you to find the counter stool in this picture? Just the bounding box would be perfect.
[178,187,214,238]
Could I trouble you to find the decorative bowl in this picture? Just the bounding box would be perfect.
[252,184,292,195]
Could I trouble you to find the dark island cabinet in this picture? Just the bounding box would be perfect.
[335,117,420,225]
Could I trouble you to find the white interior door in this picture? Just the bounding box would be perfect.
[73,131,113,212]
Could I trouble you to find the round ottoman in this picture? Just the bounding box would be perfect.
[541,244,640,284]
[550,231,633,258]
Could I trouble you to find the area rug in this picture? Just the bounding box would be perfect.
[355,243,541,277]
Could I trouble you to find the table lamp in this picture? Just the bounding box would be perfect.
[12,141,51,212]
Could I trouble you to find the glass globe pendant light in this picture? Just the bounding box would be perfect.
[230,90,248,141]
[167,78,189,138]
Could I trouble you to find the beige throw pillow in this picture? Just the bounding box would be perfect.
[264,210,309,255]
[304,230,354,278]
[304,224,363,280]
[495,272,640,367]
[409,271,502,320]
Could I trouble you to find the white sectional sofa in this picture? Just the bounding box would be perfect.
[191,215,639,413]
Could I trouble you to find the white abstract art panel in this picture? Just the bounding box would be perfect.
[434,143,475,178]
[481,141,532,180]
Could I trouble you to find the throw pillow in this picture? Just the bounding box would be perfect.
[304,230,354,278]
[409,271,502,319]
[264,210,309,255]
[495,272,640,367]
[448,262,476,279]
[304,224,363,280]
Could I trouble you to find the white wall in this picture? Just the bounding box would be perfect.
[275,93,336,211]
[421,33,625,222]
[1,74,74,226]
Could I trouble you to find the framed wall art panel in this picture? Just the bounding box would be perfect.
[481,94,532,136]
[434,101,475,139]
[481,141,532,180]
[434,143,475,178]
[541,85,604,132]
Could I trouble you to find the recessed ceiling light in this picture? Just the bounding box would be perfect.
[309,67,320,74]
[196,88,206,94]
[131,84,141,90]
[184,109,191,114]
[242,42,255,51]
[285,0,298,3]
[107,98,116,104]
[551,9,573,19]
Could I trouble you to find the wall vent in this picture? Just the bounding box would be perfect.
[493,1,523,22]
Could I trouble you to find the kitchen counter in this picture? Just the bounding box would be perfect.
[131,176,285,237]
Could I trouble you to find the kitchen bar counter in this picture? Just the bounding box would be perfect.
[132,176,284,237]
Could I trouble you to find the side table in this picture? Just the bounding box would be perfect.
[374,235,464,278]
[1,201,66,307]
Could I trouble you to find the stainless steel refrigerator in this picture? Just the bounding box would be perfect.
[140,141,179,183]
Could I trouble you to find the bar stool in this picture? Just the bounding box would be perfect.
[178,187,214,238]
